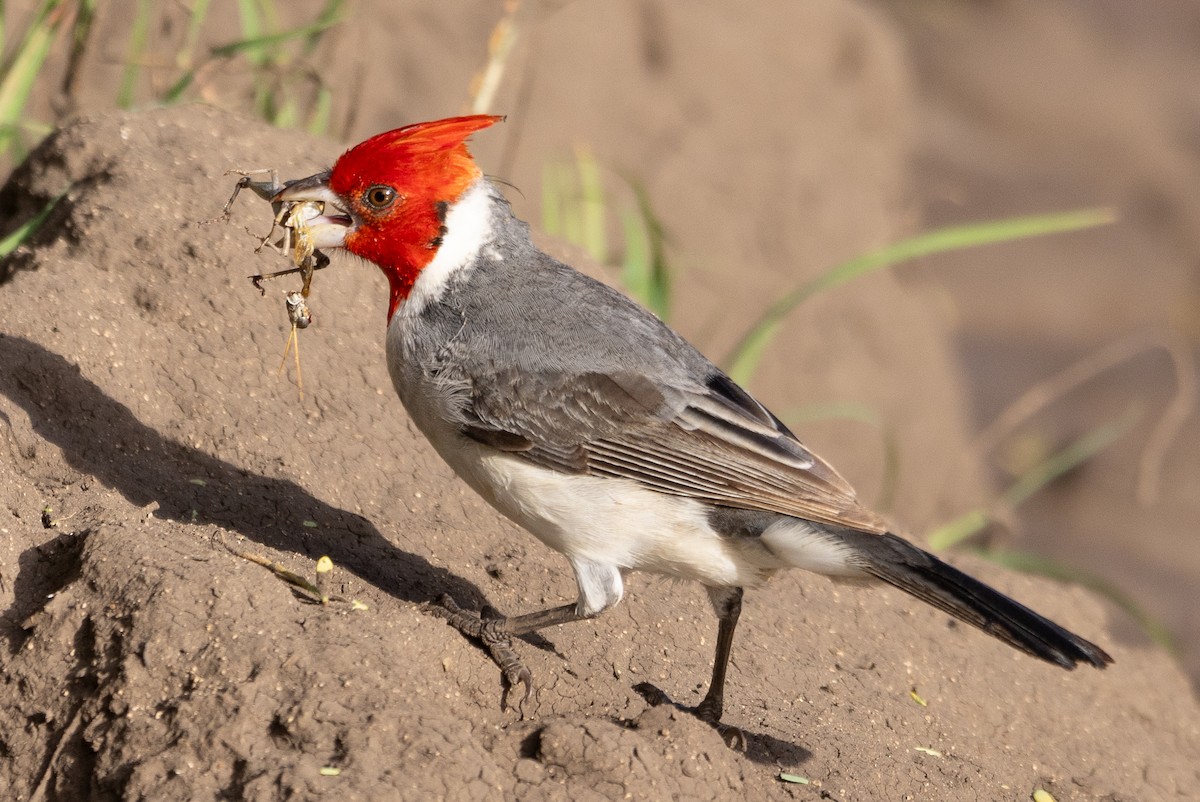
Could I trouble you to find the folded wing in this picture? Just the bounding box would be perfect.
[460,368,888,533]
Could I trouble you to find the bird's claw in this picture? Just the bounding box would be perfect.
[425,594,534,718]
[499,662,533,717]
[712,721,747,751]
[481,605,534,717]
[633,682,746,750]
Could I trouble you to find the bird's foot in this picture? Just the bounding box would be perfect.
[633,682,746,750]
[424,594,533,716]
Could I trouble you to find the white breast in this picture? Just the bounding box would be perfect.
[398,180,494,320]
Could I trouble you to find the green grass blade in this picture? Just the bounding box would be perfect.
[620,205,652,306]
[117,0,154,109]
[303,0,346,54]
[211,17,344,59]
[542,155,672,319]
[977,547,1176,652]
[61,0,98,98]
[252,80,274,122]
[926,510,991,552]
[574,147,607,264]
[177,0,213,70]
[0,187,69,258]
[927,407,1140,551]
[1000,406,1140,509]
[723,208,1118,385]
[258,0,283,34]
[162,71,195,105]
[557,163,585,253]
[271,92,298,128]
[0,0,66,153]
[628,180,670,320]
[235,0,266,65]
[307,85,333,135]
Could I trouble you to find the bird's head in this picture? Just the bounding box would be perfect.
[275,114,503,319]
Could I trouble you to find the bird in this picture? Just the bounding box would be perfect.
[272,114,1111,742]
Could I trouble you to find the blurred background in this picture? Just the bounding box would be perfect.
[3,0,1196,690]
[881,0,1200,689]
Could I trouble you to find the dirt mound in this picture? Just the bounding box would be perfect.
[0,101,1192,802]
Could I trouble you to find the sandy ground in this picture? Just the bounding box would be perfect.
[0,1,1197,799]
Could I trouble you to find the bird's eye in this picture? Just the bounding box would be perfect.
[363,185,398,210]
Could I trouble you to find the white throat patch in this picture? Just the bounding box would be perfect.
[402,179,494,318]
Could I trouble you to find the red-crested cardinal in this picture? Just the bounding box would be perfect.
[273,115,1111,741]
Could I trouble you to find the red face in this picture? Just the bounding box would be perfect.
[274,115,502,318]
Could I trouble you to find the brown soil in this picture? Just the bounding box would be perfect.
[1,1,1197,800]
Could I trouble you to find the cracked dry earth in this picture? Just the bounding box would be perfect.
[0,106,1198,800]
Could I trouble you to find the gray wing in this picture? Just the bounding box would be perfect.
[459,366,888,534]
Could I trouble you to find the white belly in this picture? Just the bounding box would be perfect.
[469,446,779,587]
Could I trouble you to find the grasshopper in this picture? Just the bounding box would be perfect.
[219,169,332,298]
[219,169,331,398]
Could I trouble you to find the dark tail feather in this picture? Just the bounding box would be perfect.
[843,532,1113,669]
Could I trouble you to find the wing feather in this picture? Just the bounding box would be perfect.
[460,367,887,534]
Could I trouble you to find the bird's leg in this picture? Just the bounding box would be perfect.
[696,586,746,748]
[636,586,747,749]
[696,585,743,725]
[426,595,589,716]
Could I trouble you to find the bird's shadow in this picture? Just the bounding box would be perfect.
[631,681,813,766]
[0,334,489,630]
